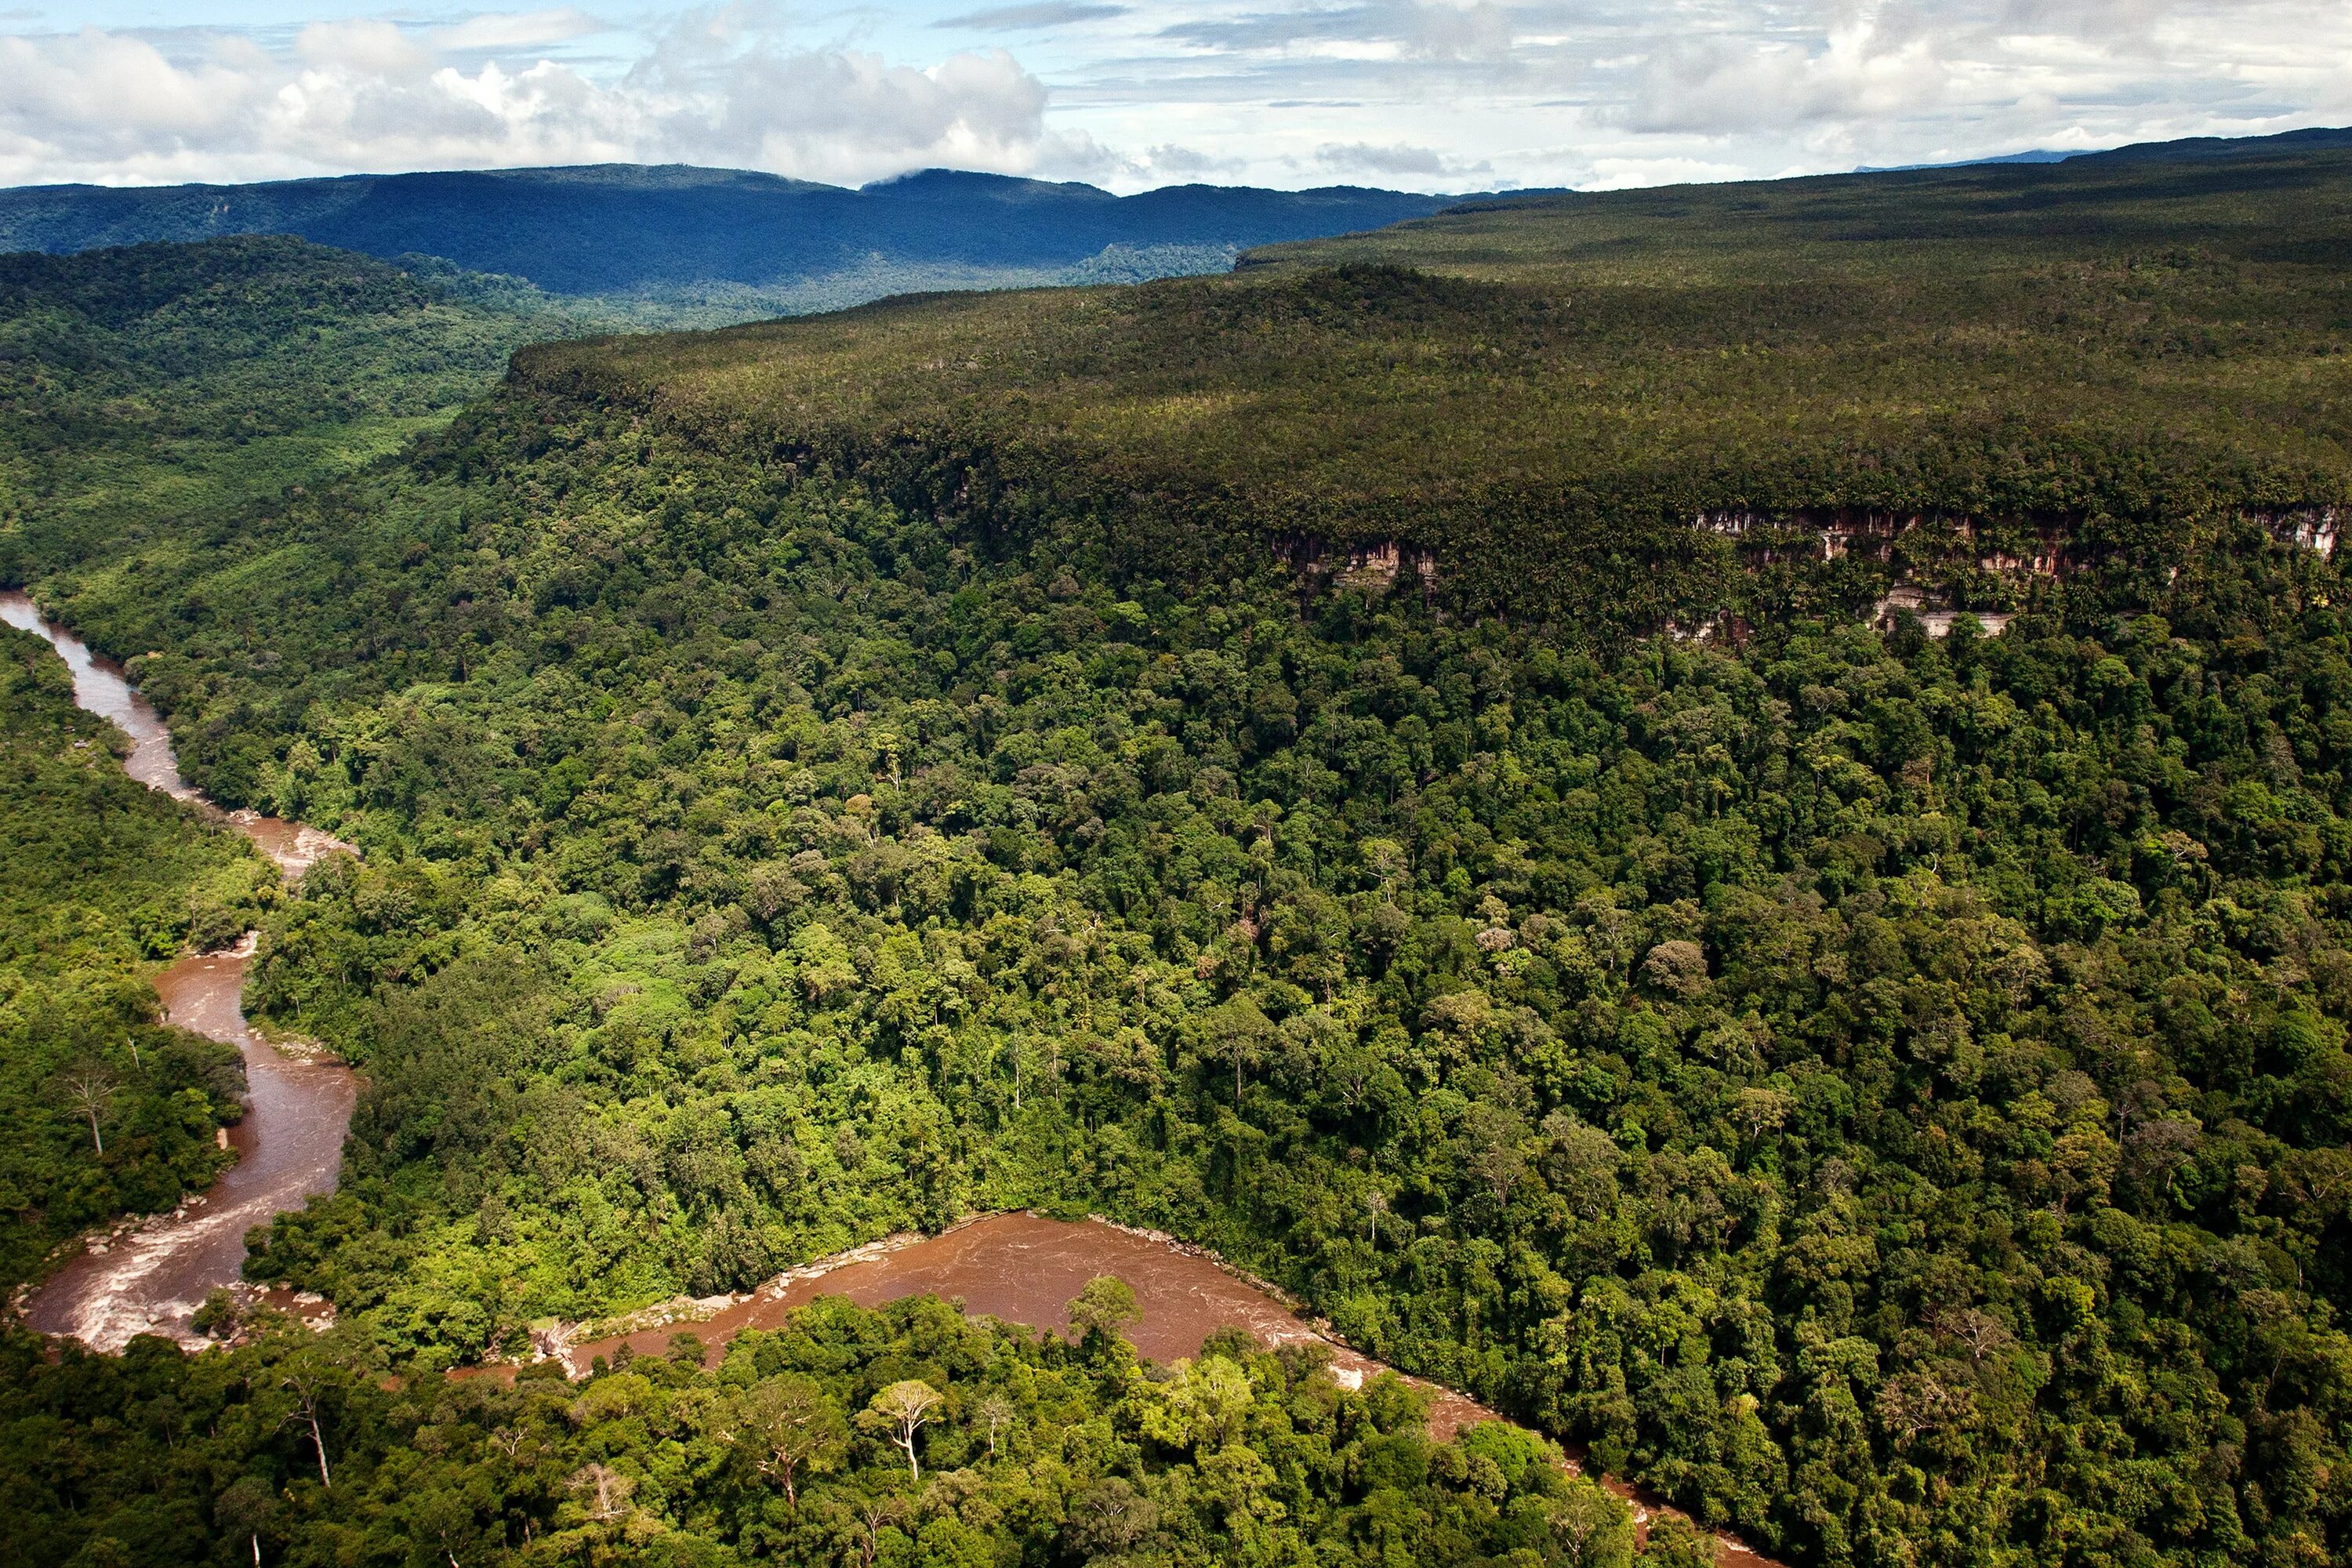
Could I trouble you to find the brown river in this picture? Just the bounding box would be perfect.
[566,1213,1489,1428]
[548,1213,1776,1564]
[3,591,1775,1564]
[3,590,358,1351]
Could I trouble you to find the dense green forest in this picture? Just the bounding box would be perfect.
[528,140,2352,624]
[6,142,2352,1567]
[0,235,612,1291]
[6,1287,1630,1567]
[0,620,261,1286]
[0,237,652,583]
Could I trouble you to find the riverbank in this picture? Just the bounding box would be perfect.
[0,591,1780,1563]
[485,1209,1779,1568]
[1,591,359,1350]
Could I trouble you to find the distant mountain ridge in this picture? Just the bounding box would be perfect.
[0,165,1456,298]
[1860,122,2352,174]
[12,127,2338,306]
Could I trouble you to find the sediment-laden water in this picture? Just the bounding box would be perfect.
[3,591,358,1350]
[1,594,1774,1563]
[552,1211,1778,1567]
[569,1212,1473,1417]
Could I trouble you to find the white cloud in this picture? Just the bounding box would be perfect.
[296,18,430,74]
[1139,141,1247,177]
[0,12,1066,188]
[0,1,2348,194]
[1067,0,2352,189]
[1618,20,1951,136]
[1,30,267,158]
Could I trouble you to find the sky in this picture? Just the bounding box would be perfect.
[2,1,2349,194]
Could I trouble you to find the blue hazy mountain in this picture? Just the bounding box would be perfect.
[1859,122,2352,176]
[0,164,1457,296]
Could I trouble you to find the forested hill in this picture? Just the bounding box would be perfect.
[522,133,2352,628]
[7,139,2352,1567]
[0,165,1453,303]
[0,236,627,575]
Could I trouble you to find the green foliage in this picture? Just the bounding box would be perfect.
[521,144,2352,624]
[10,147,2352,1567]
[0,1297,1624,1567]
[1072,1276,1145,1343]
[24,380,2352,1564]
[0,236,626,585]
[0,622,258,1283]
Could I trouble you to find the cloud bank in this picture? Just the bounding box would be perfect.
[1,0,2348,192]
[1087,0,2352,189]
[0,11,1077,188]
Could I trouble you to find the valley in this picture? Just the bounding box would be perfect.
[2,593,358,1352]
[0,165,1454,315]
[4,134,2352,1567]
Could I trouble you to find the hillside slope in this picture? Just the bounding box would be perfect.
[517,136,2352,628]
[7,136,2352,1568]
[0,236,617,576]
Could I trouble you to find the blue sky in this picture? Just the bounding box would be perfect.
[3,2,2348,192]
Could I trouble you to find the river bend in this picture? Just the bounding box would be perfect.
[1,594,1775,1564]
[547,1211,1777,1568]
[3,591,358,1350]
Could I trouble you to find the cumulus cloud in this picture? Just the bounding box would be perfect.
[1618,20,1950,136]
[0,12,1068,188]
[1584,0,2352,164]
[2,0,2349,194]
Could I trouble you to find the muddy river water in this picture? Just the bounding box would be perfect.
[557,1213,1777,1565]
[4,590,358,1351]
[4,592,1774,1563]
[571,1213,1486,1424]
